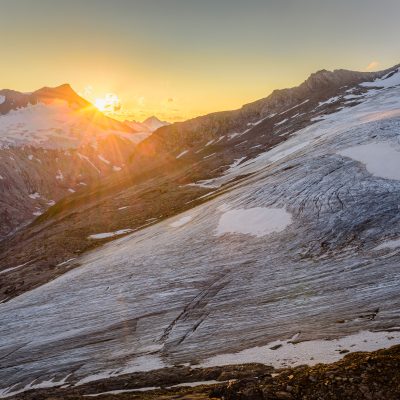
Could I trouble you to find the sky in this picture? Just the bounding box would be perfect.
[1,0,399,122]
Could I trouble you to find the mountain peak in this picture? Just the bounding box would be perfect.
[143,115,162,123]
[142,116,170,131]
[125,116,170,133]
[34,83,90,108]
[301,64,400,91]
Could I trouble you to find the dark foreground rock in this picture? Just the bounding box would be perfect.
[211,345,400,400]
[8,345,400,399]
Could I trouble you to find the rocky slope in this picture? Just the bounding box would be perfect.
[0,64,400,398]
[0,84,144,238]
[2,344,400,399]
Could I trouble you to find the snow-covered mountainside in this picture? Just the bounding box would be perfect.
[1,65,400,397]
[0,84,145,238]
[0,84,140,148]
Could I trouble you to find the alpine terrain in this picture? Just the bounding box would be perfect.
[0,84,147,239]
[1,64,400,399]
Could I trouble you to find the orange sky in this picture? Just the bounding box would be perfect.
[1,0,399,122]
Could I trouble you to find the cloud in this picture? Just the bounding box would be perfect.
[366,61,380,71]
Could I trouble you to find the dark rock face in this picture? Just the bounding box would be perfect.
[0,136,136,238]
[211,345,400,400]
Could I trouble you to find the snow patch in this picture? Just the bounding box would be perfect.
[169,215,193,228]
[28,192,40,199]
[274,118,288,127]
[361,69,400,89]
[77,153,101,174]
[84,387,160,397]
[98,155,110,165]
[0,261,30,275]
[0,375,70,398]
[201,330,400,370]
[203,152,216,159]
[187,179,219,189]
[374,238,400,251]
[216,207,292,237]
[317,96,340,107]
[338,142,400,181]
[279,99,310,114]
[88,229,133,240]
[170,380,224,388]
[56,258,77,267]
[176,150,188,159]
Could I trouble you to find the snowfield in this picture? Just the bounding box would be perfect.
[216,207,292,237]
[169,215,193,228]
[201,330,400,369]
[88,229,133,239]
[338,142,400,181]
[0,102,138,149]
[360,68,400,88]
[1,75,400,395]
[374,237,400,251]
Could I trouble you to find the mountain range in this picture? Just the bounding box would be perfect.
[0,85,170,238]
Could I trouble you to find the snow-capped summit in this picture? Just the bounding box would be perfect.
[142,116,170,131]
[124,115,170,133]
[0,83,143,149]
[0,83,90,116]
[0,84,147,238]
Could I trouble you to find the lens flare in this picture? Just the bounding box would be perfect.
[94,93,121,113]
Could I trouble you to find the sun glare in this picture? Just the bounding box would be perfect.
[94,93,121,113]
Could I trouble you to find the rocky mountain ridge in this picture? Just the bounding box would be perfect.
[0,84,145,238]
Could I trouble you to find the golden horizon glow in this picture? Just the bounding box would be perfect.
[1,1,399,123]
[94,94,121,114]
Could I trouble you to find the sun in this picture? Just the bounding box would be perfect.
[94,93,121,113]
